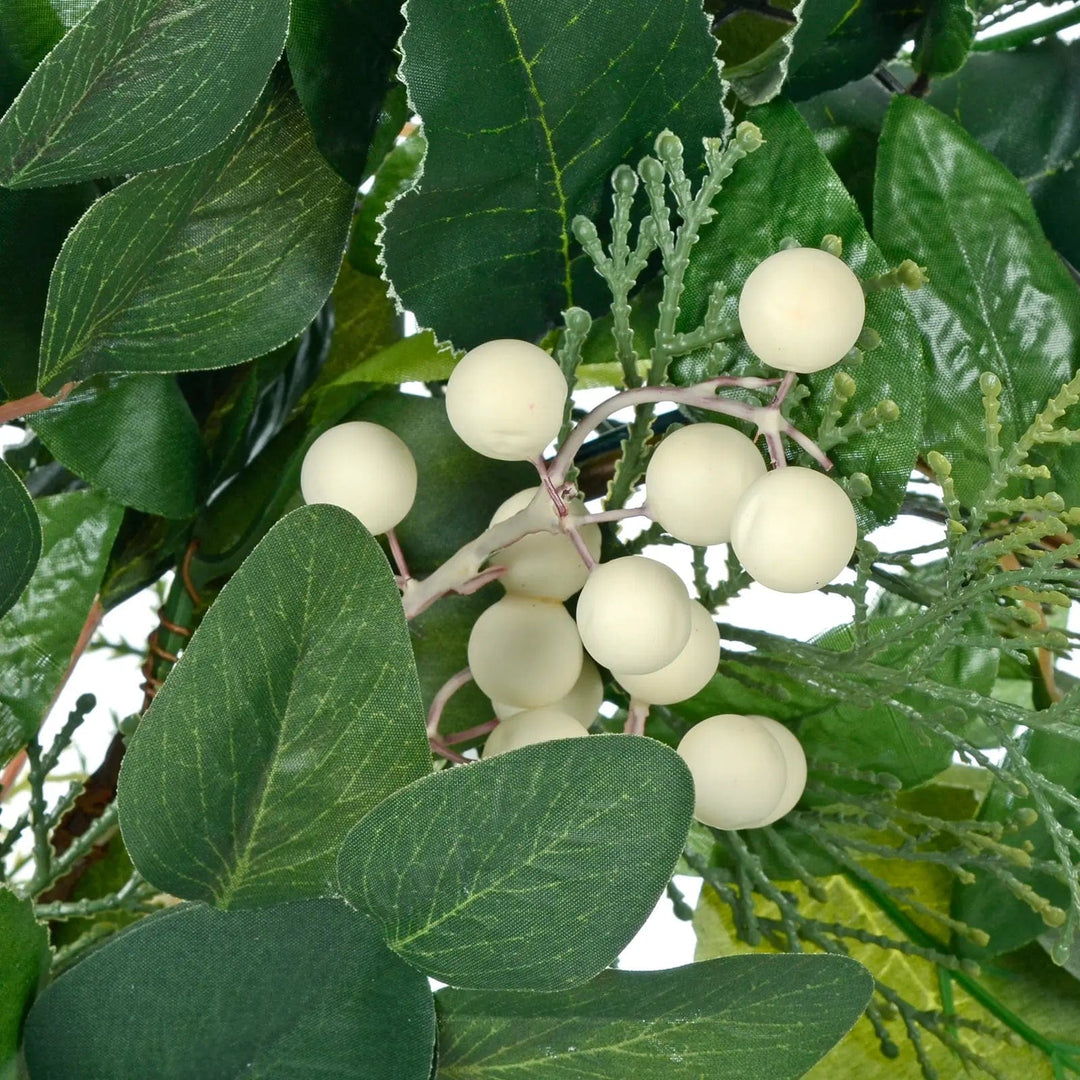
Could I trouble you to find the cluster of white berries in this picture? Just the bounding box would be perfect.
[297,247,869,831]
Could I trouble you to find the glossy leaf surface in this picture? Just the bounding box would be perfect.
[0,458,40,618]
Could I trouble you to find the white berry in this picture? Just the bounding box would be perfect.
[467,596,582,708]
[738,247,865,374]
[614,600,720,705]
[489,487,601,601]
[646,424,766,545]
[445,339,568,461]
[299,421,417,536]
[731,466,857,593]
[493,656,603,727]
[747,715,807,826]
[676,714,789,830]
[575,556,691,675]
[481,708,588,758]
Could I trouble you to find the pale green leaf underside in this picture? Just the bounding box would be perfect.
[24,900,436,1080]
[436,953,873,1079]
[0,0,289,188]
[38,76,354,392]
[117,504,431,909]
[338,735,695,991]
[384,0,727,349]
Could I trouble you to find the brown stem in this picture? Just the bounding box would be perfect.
[0,750,27,803]
[443,719,498,746]
[0,383,76,426]
[386,528,411,581]
[624,699,650,736]
[427,667,474,739]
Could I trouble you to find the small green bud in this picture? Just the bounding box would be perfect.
[856,326,881,351]
[612,163,637,196]
[968,928,991,948]
[847,472,873,499]
[961,959,981,976]
[1015,806,1039,828]
[833,371,857,398]
[571,215,598,245]
[563,306,592,337]
[118,712,140,737]
[778,235,800,251]
[898,258,929,289]
[979,371,1002,396]
[878,399,900,423]
[734,121,763,152]
[655,130,682,163]
[820,234,843,258]
[638,155,664,185]
[927,450,952,478]
[1042,905,1068,928]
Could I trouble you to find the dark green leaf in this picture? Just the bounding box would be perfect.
[384,0,727,349]
[24,900,435,1080]
[338,735,694,991]
[436,953,872,1079]
[117,504,430,908]
[0,888,49,1076]
[0,490,121,762]
[676,99,926,527]
[286,0,403,184]
[874,96,1080,505]
[38,76,354,392]
[913,0,974,78]
[0,0,289,188]
[31,375,207,518]
[0,458,40,618]
[0,183,96,399]
[0,0,63,112]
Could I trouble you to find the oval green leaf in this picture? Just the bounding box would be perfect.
[0,888,49,1075]
[24,900,436,1080]
[383,0,727,349]
[338,734,694,991]
[0,458,40,618]
[436,953,873,1079]
[38,76,354,392]
[117,503,431,909]
[0,0,289,188]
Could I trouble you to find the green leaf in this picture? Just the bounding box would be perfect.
[0,0,289,188]
[0,183,96,398]
[117,504,430,909]
[49,834,138,949]
[874,96,1080,506]
[0,459,40,618]
[435,953,872,1079]
[286,0,403,184]
[337,734,694,991]
[31,375,207,518]
[330,332,458,386]
[709,0,803,107]
[38,75,354,393]
[913,0,974,78]
[384,0,727,349]
[0,888,49,1078]
[676,99,926,527]
[24,900,436,1080]
[0,489,121,762]
[0,0,64,112]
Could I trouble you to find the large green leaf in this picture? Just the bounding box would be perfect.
[435,953,872,1079]
[24,900,436,1080]
[286,0,403,184]
[0,489,121,762]
[874,96,1080,506]
[0,183,96,398]
[912,0,973,78]
[338,735,694,991]
[0,0,289,188]
[676,99,925,527]
[31,375,207,518]
[38,76,354,393]
[0,889,49,1079]
[383,0,727,349]
[0,459,40,618]
[117,504,430,909]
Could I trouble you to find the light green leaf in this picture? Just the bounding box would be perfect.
[384,0,727,349]
[0,0,289,188]
[874,96,1080,506]
[31,375,207,518]
[117,504,430,909]
[24,900,436,1080]
[331,332,458,386]
[0,489,121,762]
[913,0,973,78]
[0,888,49,1079]
[719,0,807,106]
[0,458,40,618]
[435,953,872,1079]
[38,75,354,393]
[338,735,694,991]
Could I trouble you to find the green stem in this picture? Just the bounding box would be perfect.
[973,4,1080,49]
[35,872,152,921]
[24,739,51,895]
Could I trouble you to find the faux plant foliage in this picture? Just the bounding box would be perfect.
[435,953,873,1079]
[0,889,49,1076]
[383,0,726,349]
[0,0,289,188]
[38,75,354,392]
[0,490,121,762]
[24,900,437,1080]
[0,459,40,618]
[338,735,694,991]
[117,505,431,909]
[874,96,1080,507]
[675,99,925,527]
